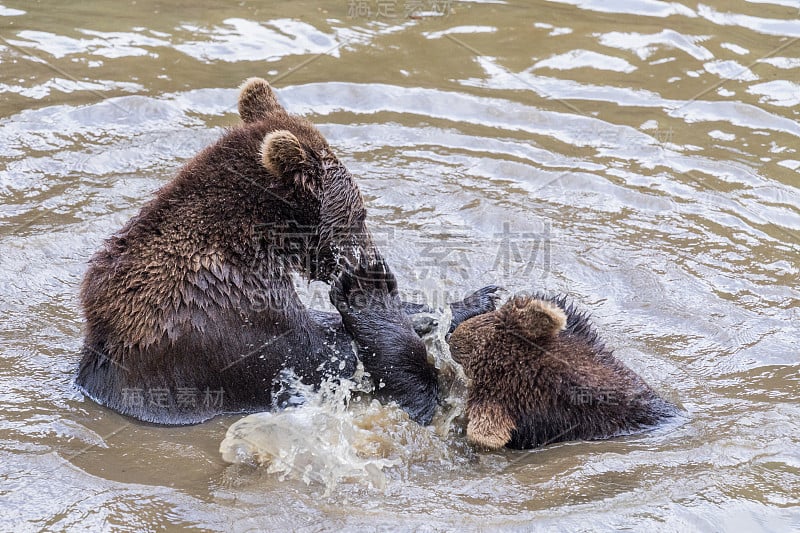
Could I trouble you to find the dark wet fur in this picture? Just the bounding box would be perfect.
[75,78,476,425]
[328,258,437,423]
[450,293,677,450]
[75,112,363,424]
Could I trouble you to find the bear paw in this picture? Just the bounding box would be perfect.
[449,285,505,333]
[330,256,400,317]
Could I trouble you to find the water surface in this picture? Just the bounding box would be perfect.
[1,0,798,531]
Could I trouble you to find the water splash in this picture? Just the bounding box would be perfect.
[425,305,470,438]
[219,307,473,494]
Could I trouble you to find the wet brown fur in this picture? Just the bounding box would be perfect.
[450,295,676,449]
[76,78,435,424]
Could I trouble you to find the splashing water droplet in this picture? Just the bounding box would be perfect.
[220,305,475,494]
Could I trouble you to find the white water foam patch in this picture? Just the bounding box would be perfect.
[425,304,470,437]
[219,372,399,495]
[220,302,478,494]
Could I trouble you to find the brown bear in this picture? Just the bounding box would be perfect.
[76,77,498,425]
[448,294,676,449]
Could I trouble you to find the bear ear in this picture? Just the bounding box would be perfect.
[260,130,318,194]
[238,77,284,123]
[499,296,566,340]
[466,401,515,450]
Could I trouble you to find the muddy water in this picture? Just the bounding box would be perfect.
[1,0,799,531]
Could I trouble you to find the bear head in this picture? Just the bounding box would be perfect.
[449,295,566,368]
[448,296,567,449]
[239,77,376,282]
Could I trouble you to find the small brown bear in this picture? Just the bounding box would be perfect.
[449,294,676,449]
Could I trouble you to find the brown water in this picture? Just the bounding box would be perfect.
[1,0,799,531]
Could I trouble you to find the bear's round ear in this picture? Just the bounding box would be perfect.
[260,130,318,194]
[238,77,284,123]
[499,296,566,340]
[466,401,515,450]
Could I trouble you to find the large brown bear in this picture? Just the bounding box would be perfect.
[448,294,676,449]
[76,78,496,425]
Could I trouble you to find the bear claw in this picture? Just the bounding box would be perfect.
[330,256,399,315]
[449,285,506,333]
